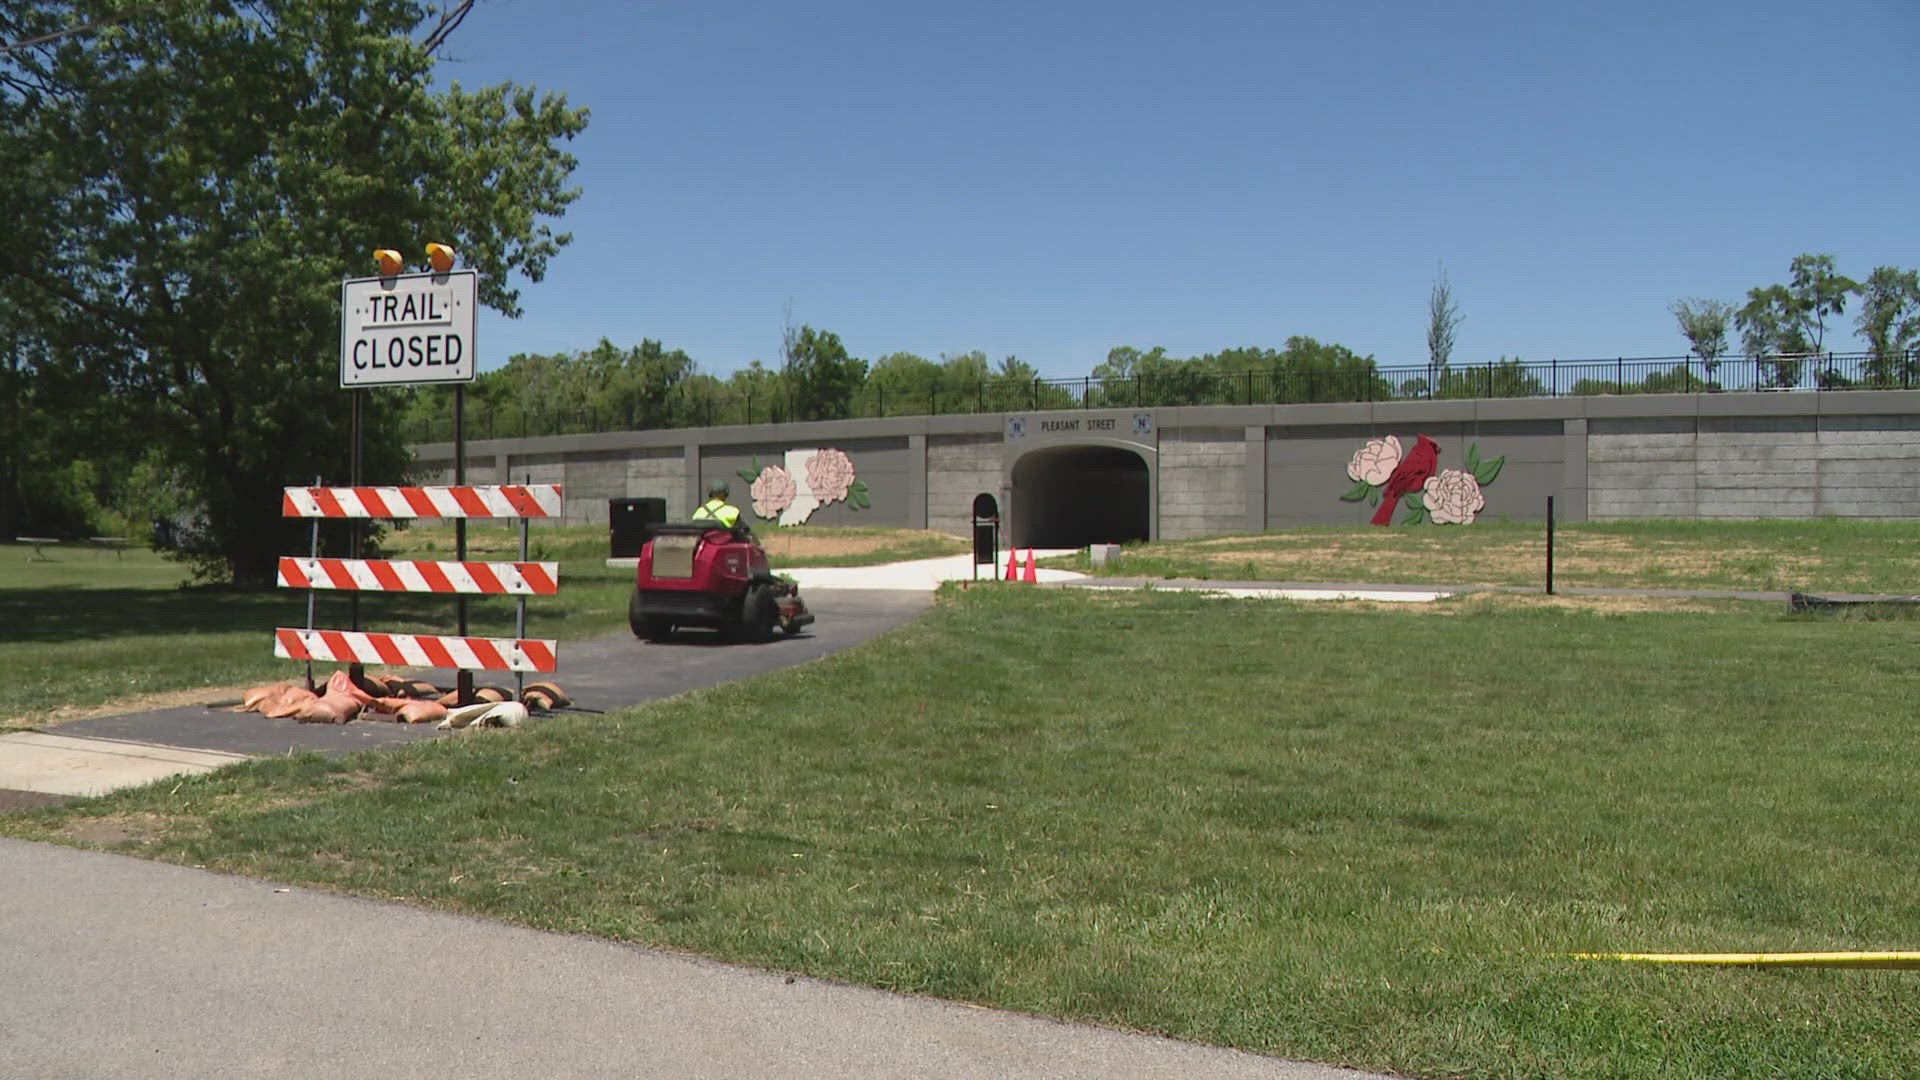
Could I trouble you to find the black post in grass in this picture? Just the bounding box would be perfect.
[1546,495,1556,595]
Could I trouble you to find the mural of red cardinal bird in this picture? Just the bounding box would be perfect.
[1370,434,1439,526]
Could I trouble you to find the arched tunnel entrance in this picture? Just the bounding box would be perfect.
[1010,445,1151,548]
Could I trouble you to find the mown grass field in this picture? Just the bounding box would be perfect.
[5,520,1918,1075]
[6,583,1918,1079]
[1066,518,1920,595]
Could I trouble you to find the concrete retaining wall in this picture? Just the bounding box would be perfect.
[1158,426,1244,538]
[409,390,1920,535]
[1590,413,1920,519]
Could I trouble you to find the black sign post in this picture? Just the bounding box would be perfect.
[972,492,1000,582]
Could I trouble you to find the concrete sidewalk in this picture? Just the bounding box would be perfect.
[0,838,1385,1080]
[0,731,250,797]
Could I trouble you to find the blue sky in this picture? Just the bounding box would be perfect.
[439,0,1918,378]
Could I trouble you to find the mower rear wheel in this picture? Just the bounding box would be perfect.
[628,589,673,642]
[737,583,778,643]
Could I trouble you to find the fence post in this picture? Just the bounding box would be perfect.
[1616,356,1623,391]
[1546,495,1555,595]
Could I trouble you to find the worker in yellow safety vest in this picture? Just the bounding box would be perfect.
[691,480,743,528]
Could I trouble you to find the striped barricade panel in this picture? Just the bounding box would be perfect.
[277,557,559,595]
[281,484,563,519]
[274,628,559,673]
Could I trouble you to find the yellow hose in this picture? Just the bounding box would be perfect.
[1573,951,1920,970]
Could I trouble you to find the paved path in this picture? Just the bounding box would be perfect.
[0,838,1383,1079]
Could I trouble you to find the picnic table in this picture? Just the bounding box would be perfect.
[88,536,130,559]
[15,537,60,561]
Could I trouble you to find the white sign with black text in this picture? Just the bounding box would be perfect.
[340,269,478,387]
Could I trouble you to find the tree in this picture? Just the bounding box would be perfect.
[780,322,867,421]
[725,360,787,423]
[1855,266,1920,386]
[1668,297,1735,378]
[1435,356,1546,399]
[866,351,942,416]
[1427,264,1462,376]
[1736,254,1856,388]
[1,0,588,581]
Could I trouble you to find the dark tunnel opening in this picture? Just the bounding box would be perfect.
[1010,445,1150,548]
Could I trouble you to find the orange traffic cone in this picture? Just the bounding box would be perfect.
[1023,548,1038,583]
[1004,545,1018,581]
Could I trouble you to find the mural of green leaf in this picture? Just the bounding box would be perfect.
[1473,456,1505,486]
[1340,478,1373,502]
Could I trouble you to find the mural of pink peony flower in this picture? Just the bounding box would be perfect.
[1421,468,1486,525]
[750,465,796,519]
[1347,435,1402,486]
[807,447,857,504]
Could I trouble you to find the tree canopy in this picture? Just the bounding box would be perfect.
[1,0,587,579]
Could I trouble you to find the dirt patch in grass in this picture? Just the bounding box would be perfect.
[54,811,187,849]
[1143,532,1827,588]
[0,788,70,814]
[2,684,258,732]
[1441,592,1730,615]
[757,529,962,560]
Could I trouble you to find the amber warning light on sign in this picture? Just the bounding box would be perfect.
[340,268,478,387]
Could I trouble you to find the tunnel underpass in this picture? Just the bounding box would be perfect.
[1010,445,1151,548]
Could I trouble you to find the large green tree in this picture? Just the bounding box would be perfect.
[1668,297,1735,378]
[1736,254,1856,388]
[1855,266,1920,385]
[1,0,587,580]
[779,323,867,421]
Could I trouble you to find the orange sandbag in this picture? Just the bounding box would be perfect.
[237,682,293,712]
[294,692,359,724]
[261,686,319,718]
[361,697,411,720]
[524,681,569,708]
[327,670,376,707]
[396,700,448,725]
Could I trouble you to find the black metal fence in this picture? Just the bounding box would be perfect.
[417,350,1920,442]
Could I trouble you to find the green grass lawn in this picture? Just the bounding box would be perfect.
[7,586,1916,1078]
[1070,518,1920,595]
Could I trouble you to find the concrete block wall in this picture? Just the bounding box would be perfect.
[927,434,1002,534]
[626,447,688,521]
[1587,418,1696,519]
[1589,413,1920,519]
[1818,415,1920,516]
[1157,426,1245,538]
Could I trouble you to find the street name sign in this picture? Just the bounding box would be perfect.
[340,269,478,387]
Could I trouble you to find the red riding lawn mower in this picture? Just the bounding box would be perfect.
[629,522,814,643]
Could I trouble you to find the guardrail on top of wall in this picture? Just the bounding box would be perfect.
[413,351,1920,442]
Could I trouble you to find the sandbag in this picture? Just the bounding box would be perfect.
[294,692,359,724]
[327,669,376,708]
[237,682,293,712]
[437,701,526,730]
[396,700,447,725]
[523,681,569,708]
[261,686,319,718]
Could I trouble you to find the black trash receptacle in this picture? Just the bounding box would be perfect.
[609,497,668,558]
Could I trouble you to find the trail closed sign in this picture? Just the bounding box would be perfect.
[340,269,478,387]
